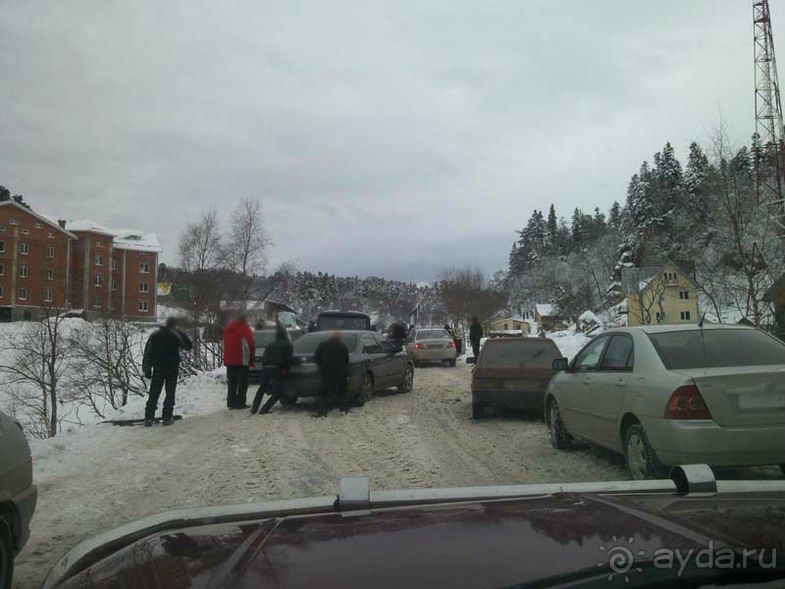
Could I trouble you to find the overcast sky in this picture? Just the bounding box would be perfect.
[0,1,780,282]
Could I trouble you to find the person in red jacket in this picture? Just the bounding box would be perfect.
[222,314,255,409]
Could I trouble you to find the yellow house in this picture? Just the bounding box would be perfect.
[625,263,699,326]
[489,317,530,336]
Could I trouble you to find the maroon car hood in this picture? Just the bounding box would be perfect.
[57,492,785,588]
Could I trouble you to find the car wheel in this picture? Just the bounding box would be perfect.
[624,424,664,481]
[398,365,414,393]
[0,515,13,589]
[280,396,297,407]
[361,373,374,403]
[548,399,572,450]
[472,403,485,419]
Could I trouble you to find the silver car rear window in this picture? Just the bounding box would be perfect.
[294,333,359,355]
[648,329,785,369]
[417,329,450,340]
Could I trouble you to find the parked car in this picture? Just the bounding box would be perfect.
[284,331,414,405]
[0,409,37,589]
[406,327,457,367]
[545,324,785,480]
[314,310,372,332]
[471,337,562,419]
[249,327,303,383]
[42,467,785,588]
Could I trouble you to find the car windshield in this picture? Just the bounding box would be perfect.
[253,331,277,347]
[7,3,785,588]
[649,329,785,369]
[479,340,559,368]
[293,333,359,355]
[317,316,369,331]
[417,329,450,340]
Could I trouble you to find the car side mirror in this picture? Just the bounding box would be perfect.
[552,357,569,371]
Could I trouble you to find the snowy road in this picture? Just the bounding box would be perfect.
[13,363,780,588]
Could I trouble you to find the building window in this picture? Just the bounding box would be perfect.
[35,223,43,229]
[44,289,53,303]
[139,281,149,293]
[20,242,29,255]
[111,258,117,271]
[96,254,103,266]
[21,228,29,236]
[94,274,102,287]
[19,264,28,278]
[679,290,690,300]
[111,277,118,291]
[138,300,149,313]
[9,219,18,226]
[0,240,4,253]
[0,226,5,233]
[46,232,54,239]
[0,285,3,298]
[0,263,4,276]
[46,269,54,281]
[18,287,27,300]
[139,262,150,274]
[94,298,102,309]
[680,311,692,321]
[46,245,54,258]
[96,241,103,248]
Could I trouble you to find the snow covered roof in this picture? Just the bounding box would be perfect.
[578,310,602,325]
[66,220,161,252]
[0,200,77,239]
[535,303,556,317]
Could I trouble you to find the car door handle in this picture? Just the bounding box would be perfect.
[614,379,625,387]
[581,378,592,385]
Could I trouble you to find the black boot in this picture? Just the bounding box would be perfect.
[144,419,154,427]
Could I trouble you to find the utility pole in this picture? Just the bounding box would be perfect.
[753,0,785,231]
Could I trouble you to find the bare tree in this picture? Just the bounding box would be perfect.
[68,317,149,416]
[222,198,271,278]
[0,305,70,438]
[178,209,222,272]
[439,267,506,331]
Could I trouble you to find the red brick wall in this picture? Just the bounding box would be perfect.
[0,205,72,310]
[120,249,157,319]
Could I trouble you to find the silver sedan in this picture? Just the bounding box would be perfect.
[544,324,785,479]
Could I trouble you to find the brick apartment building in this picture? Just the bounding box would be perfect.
[0,200,160,321]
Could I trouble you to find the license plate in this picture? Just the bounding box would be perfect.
[738,392,785,410]
[426,344,443,349]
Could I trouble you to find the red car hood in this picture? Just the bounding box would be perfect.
[55,491,785,588]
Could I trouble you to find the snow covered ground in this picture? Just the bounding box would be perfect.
[12,331,781,588]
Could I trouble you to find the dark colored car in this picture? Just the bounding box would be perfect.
[471,337,562,419]
[283,330,414,404]
[248,328,303,384]
[43,465,785,588]
[0,409,37,589]
[314,310,372,332]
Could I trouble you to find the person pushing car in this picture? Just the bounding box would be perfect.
[251,325,295,415]
[222,314,255,410]
[313,332,350,417]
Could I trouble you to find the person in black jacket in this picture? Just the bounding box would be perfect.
[313,332,350,417]
[142,318,193,426]
[469,316,483,360]
[251,326,295,415]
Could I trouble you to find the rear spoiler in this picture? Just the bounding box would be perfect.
[43,465,785,588]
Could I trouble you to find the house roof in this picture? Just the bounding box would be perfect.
[66,220,161,252]
[535,303,556,317]
[0,200,77,239]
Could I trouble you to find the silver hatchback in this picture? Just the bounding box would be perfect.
[544,325,785,480]
[0,409,37,588]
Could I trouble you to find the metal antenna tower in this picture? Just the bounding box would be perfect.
[753,0,785,222]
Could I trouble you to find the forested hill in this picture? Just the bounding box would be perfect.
[506,140,785,325]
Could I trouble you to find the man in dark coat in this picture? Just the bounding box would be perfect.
[469,316,483,360]
[251,326,295,415]
[313,332,350,417]
[142,317,193,426]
